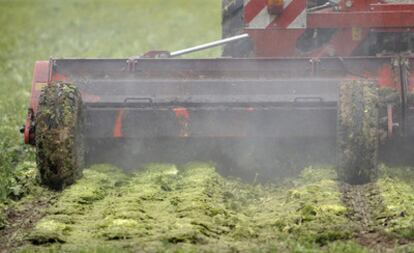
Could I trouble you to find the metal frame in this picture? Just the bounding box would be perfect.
[244,0,414,57]
[24,56,414,144]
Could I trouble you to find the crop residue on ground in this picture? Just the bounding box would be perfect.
[10,163,361,252]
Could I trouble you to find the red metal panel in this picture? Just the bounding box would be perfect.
[113,109,125,138]
[173,107,190,137]
[377,64,399,90]
[337,0,378,11]
[310,28,369,57]
[370,3,414,12]
[30,61,49,110]
[25,61,49,144]
[408,58,414,92]
[308,11,414,28]
[247,29,305,57]
[248,27,369,57]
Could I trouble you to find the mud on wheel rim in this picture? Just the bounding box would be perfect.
[35,82,85,190]
[337,80,379,184]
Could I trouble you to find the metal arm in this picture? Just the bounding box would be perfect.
[133,33,250,59]
[170,33,249,57]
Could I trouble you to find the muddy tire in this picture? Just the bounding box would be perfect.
[337,80,379,184]
[35,82,85,190]
[222,0,253,57]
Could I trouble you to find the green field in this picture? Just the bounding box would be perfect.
[1,1,414,253]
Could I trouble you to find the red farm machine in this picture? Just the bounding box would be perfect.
[23,0,414,189]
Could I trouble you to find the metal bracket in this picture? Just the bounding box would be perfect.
[399,57,410,136]
[387,104,400,138]
[126,34,250,71]
[310,58,321,76]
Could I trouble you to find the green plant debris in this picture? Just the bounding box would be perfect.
[337,80,379,184]
[35,82,84,190]
[8,161,41,199]
[15,163,361,253]
[377,165,414,239]
[6,163,414,252]
[0,203,6,230]
[47,164,128,216]
[27,219,69,244]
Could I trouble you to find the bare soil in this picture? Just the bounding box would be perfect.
[340,183,406,250]
[0,196,55,253]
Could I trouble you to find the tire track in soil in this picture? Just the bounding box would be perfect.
[0,196,55,253]
[340,183,398,249]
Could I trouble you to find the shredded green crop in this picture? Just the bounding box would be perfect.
[16,163,358,252]
[377,165,414,238]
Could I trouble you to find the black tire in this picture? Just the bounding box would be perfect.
[337,80,379,184]
[35,82,85,190]
[222,0,253,57]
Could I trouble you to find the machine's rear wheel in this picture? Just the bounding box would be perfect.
[35,82,85,190]
[337,80,379,184]
[222,0,252,57]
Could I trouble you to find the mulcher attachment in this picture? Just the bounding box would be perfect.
[35,82,85,190]
[24,57,414,189]
[337,80,379,184]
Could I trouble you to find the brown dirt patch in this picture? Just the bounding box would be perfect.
[0,196,54,253]
[340,183,402,249]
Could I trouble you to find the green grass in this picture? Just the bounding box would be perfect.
[0,0,221,200]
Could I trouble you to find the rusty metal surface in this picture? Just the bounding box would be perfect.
[50,57,398,81]
[23,57,414,143]
[44,57,405,139]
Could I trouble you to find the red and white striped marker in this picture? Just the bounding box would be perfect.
[244,0,307,29]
